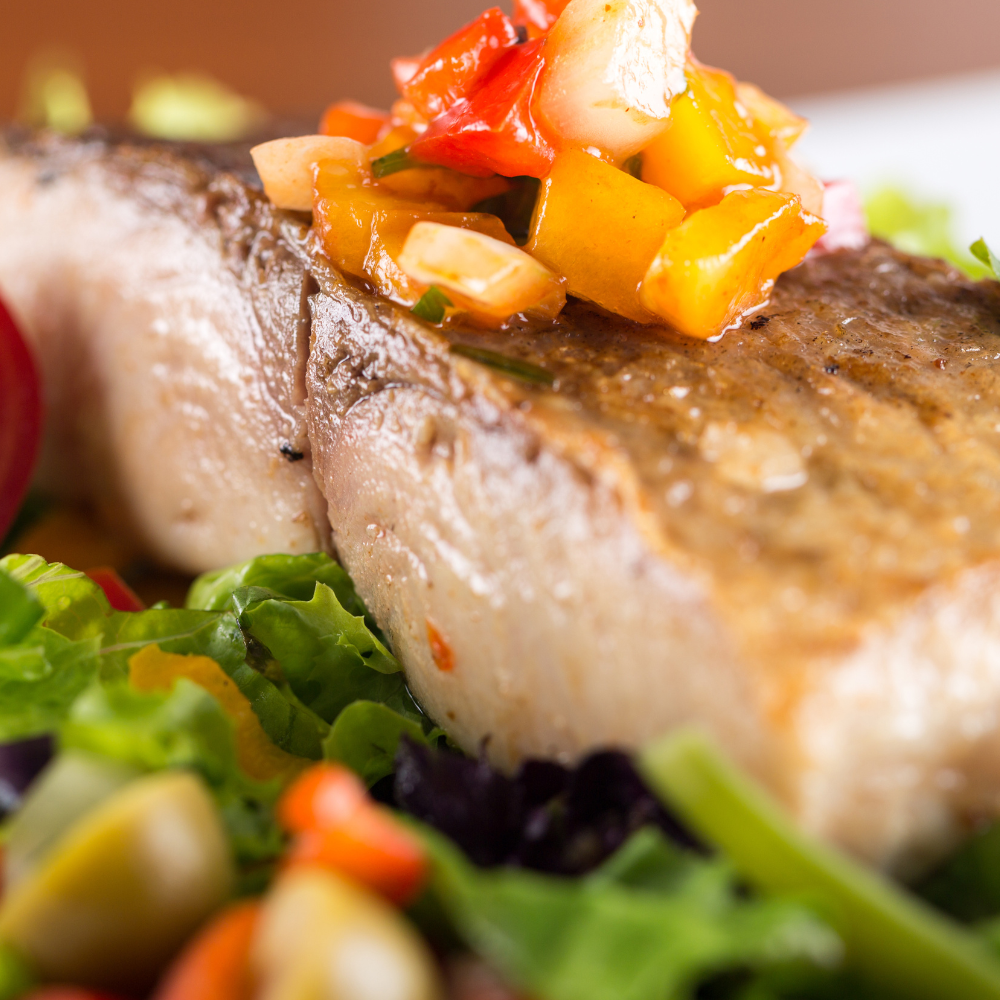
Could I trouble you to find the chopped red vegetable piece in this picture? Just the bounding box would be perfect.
[151,901,260,1000]
[512,0,570,35]
[0,296,42,541]
[85,567,145,613]
[409,38,556,179]
[285,809,428,906]
[399,7,520,121]
[318,100,391,144]
[278,763,428,905]
[278,763,368,835]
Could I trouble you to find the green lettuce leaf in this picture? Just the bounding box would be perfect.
[971,239,1000,281]
[186,551,374,628]
[419,824,840,1000]
[236,583,420,725]
[0,627,101,741]
[863,188,989,279]
[61,680,283,867]
[323,700,443,787]
[0,569,43,647]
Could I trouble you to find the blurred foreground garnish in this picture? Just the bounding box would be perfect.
[864,187,988,279]
[129,73,265,142]
[17,53,92,135]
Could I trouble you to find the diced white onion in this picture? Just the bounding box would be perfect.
[398,222,566,319]
[536,0,698,161]
[250,135,367,211]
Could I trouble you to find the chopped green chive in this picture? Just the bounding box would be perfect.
[411,286,453,323]
[371,147,422,179]
[448,344,554,386]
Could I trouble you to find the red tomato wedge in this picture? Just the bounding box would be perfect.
[398,7,520,122]
[152,901,260,1000]
[318,100,391,144]
[85,567,145,612]
[409,38,556,179]
[0,296,42,542]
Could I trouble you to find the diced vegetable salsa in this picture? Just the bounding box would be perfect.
[251,0,838,339]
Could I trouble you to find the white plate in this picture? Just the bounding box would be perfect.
[791,69,1000,251]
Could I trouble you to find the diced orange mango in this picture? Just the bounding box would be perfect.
[640,189,826,340]
[735,81,808,148]
[313,160,513,307]
[641,64,777,209]
[398,222,565,321]
[526,150,685,323]
[129,644,307,783]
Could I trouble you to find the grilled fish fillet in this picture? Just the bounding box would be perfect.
[3,131,1000,874]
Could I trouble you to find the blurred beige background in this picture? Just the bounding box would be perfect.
[3,0,1000,122]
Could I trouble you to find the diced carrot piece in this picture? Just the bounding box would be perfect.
[319,100,391,144]
[641,63,777,209]
[278,764,368,835]
[85,567,144,612]
[151,901,260,1000]
[640,189,826,340]
[129,645,307,782]
[527,150,685,323]
[285,807,428,906]
[398,8,519,121]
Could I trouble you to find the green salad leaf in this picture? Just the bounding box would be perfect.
[236,582,418,724]
[640,730,1000,1000]
[323,700,443,787]
[419,823,840,1000]
[864,188,989,279]
[62,679,283,867]
[0,570,43,646]
[971,239,1000,281]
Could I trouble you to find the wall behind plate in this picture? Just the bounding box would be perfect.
[2,0,999,121]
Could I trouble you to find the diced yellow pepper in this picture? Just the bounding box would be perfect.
[129,644,306,783]
[640,189,826,340]
[526,150,685,323]
[641,63,777,209]
[735,81,808,148]
[313,160,512,306]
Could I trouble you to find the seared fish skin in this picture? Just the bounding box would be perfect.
[0,129,329,572]
[4,134,1000,874]
[306,241,1000,877]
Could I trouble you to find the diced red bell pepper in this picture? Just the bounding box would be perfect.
[409,38,556,179]
[278,763,368,835]
[84,567,145,612]
[398,7,520,122]
[318,101,391,144]
[512,0,570,35]
[0,296,42,541]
